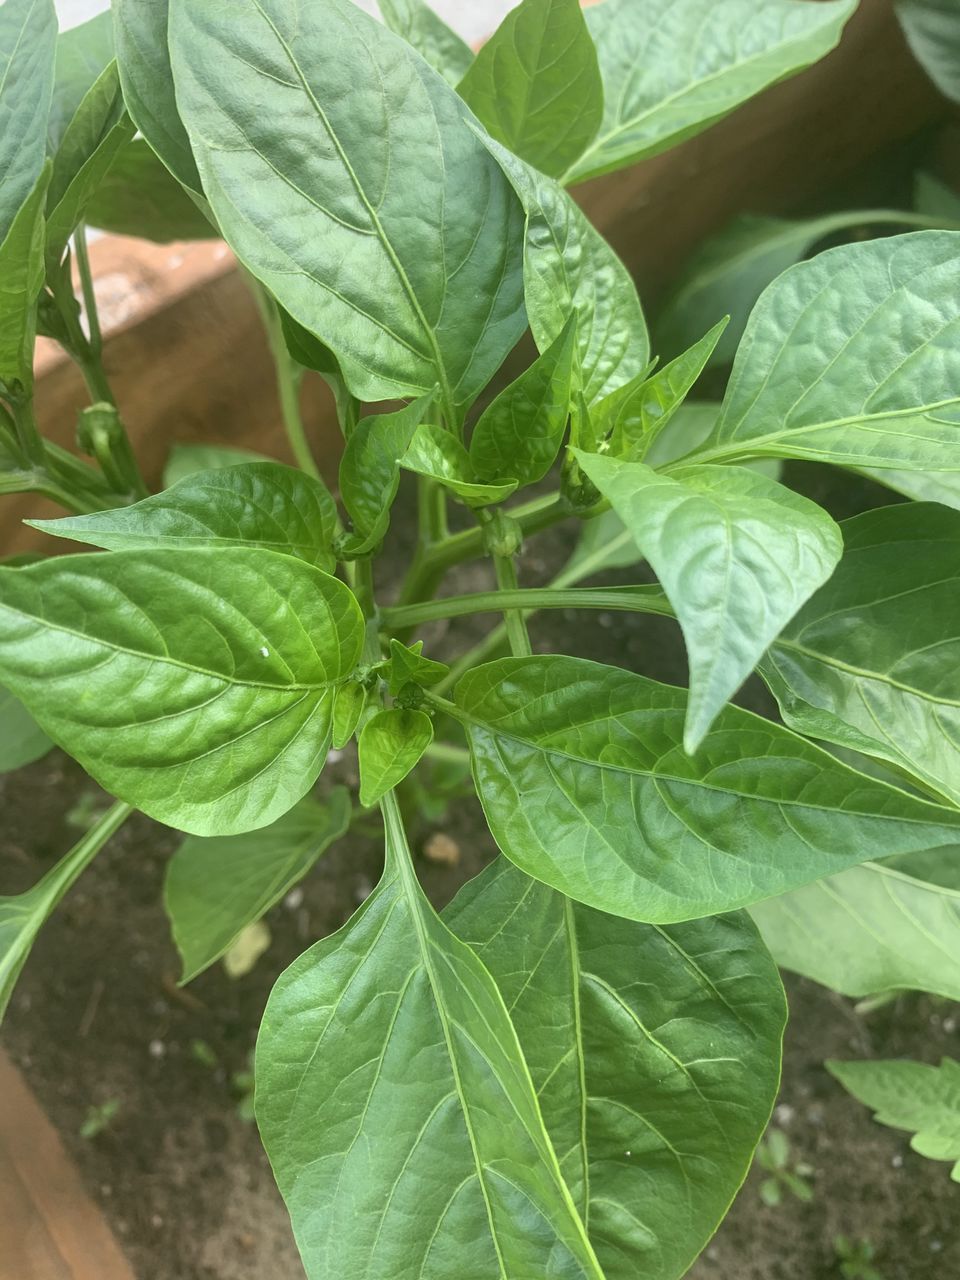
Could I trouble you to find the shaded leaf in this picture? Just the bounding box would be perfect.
[163,442,269,487]
[378,0,473,86]
[358,708,434,807]
[339,398,433,552]
[47,9,114,153]
[0,0,56,242]
[896,0,960,103]
[84,137,215,241]
[165,789,351,982]
[0,549,363,835]
[0,686,51,771]
[0,164,51,392]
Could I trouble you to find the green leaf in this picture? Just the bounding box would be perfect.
[454,655,960,922]
[339,398,433,552]
[29,461,339,572]
[478,132,649,406]
[278,308,357,435]
[47,9,114,153]
[751,859,960,1001]
[855,463,960,512]
[458,0,603,179]
[469,313,576,485]
[827,1057,960,1181]
[377,0,473,86]
[331,681,367,750]
[891,845,960,892]
[0,800,130,1023]
[168,0,525,411]
[165,788,351,983]
[401,421,518,506]
[162,442,270,487]
[112,0,203,191]
[0,549,363,835]
[0,685,51,771]
[84,137,215,242]
[575,452,842,748]
[44,60,135,268]
[601,319,727,458]
[566,0,856,183]
[256,794,603,1278]
[446,857,786,1279]
[387,638,449,697]
[0,0,56,243]
[0,163,51,392]
[641,400,781,480]
[896,0,960,103]
[762,503,960,808]
[702,231,960,471]
[358,708,434,807]
[562,507,643,579]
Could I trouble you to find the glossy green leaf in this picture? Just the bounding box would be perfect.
[162,442,270,487]
[113,0,203,191]
[751,859,960,1001]
[84,137,215,241]
[458,0,603,179]
[566,0,855,183]
[0,0,56,243]
[446,857,786,1279]
[29,462,338,572]
[575,452,841,748]
[165,788,351,983]
[601,319,727,458]
[656,211,951,371]
[0,549,363,836]
[358,708,434,807]
[387,638,449,696]
[762,504,960,808]
[469,313,576,485]
[0,164,50,392]
[331,681,367,750]
[47,9,114,153]
[455,655,960,922]
[0,800,130,1022]
[339,398,432,552]
[256,795,603,1279]
[401,421,518,506]
[827,1057,960,1181]
[896,0,960,103]
[377,0,473,86]
[169,0,525,410]
[702,232,960,471]
[478,132,649,405]
[0,685,51,771]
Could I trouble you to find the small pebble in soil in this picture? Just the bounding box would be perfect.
[148,1038,166,1059]
[151,1214,164,1229]
[284,887,305,910]
[775,1103,796,1126]
[354,875,374,904]
[423,832,461,867]
[930,1240,943,1253]
[944,1016,957,1034]
[327,748,344,764]
[892,1154,904,1168]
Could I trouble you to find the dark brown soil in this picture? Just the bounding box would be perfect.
[2,468,958,1279]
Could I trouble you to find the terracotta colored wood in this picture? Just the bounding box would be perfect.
[0,1050,136,1280]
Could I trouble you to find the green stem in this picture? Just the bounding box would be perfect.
[247,276,322,479]
[9,398,46,468]
[423,741,471,766]
[74,224,103,363]
[353,558,383,668]
[492,553,532,658]
[383,584,672,630]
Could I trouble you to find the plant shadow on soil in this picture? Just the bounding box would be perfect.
[1,464,957,1280]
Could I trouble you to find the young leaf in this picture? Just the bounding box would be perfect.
[762,504,960,808]
[469,313,576,485]
[0,549,364,836]
[751,859,960,1002]
[112,0,203,192]
[165,789,351,983]
[168,0,525,410]
[377,0,473,86]
[0,164,51,393]
[29,462,339,572]
[575,452,842,748]
[600,319,727,458]
[454,655,960,922]
[446,858,786,1279]
[339,398,433,552]
[256,795,603,1279]
[477,132,650,405]
[566,0,856,183]
[896,0,960,103]
[358,708,434,807]
[0,0,56,242]
[0,800,130,1023]
[458,0,603,180]
[401,422,518,506]
[331,681,367,750]
[387,639,449,696]
[827,1057,960,1181]
[84,137,216,242]
[702,232,960,471]
[0,686,51,771]
[47,9,115,152]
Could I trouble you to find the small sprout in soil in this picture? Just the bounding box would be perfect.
[80,1098,120,1140]
[834,1234,885,1279]
[190,1038,219,1069]
[756,1128,814,1207]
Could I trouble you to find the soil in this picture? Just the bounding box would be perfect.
[2,465,958,1280]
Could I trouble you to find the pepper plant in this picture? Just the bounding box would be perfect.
[2,0,960,1275]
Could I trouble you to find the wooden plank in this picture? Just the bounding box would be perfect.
[0,1051,136,1280]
